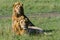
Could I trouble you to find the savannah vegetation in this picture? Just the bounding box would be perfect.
[0,0,60,40]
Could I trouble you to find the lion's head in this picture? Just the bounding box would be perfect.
[20,19,27,30]
[13,2,24,16]
[17,16,28,30]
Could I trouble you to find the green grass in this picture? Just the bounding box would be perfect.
[0,16,60,40]
[0,0,60,40]
[0,0,60,16]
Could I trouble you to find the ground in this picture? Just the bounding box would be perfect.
[0,12,60,40]
[0,0,60,40]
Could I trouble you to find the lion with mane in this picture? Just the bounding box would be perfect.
[12,2,34,35]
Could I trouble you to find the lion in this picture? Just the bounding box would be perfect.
[16,16,28,35]
[12,2,34,35]
[12,17,26,35]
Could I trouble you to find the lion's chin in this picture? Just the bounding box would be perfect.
[21,26,27,30]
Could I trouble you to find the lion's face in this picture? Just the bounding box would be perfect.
[19,19,28,30]
[20,19,26,29]
[13,2,23,15]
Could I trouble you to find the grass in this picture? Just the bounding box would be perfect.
[0,0,60,40]
[0,16,60,40]
[0,0,60,16]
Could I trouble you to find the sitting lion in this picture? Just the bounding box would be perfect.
[12,2,34,35]
[12,16,27,35]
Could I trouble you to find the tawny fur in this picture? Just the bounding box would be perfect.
[12,2,34,35]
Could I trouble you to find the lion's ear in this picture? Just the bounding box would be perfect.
[13,4,16,7]
[13,4,14,7]
[22,4,23,6]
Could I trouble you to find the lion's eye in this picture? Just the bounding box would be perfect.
[16,5,19,8]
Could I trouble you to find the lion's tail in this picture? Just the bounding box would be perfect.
[43,29,55,35]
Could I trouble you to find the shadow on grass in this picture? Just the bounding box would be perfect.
[43,29,55,33]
